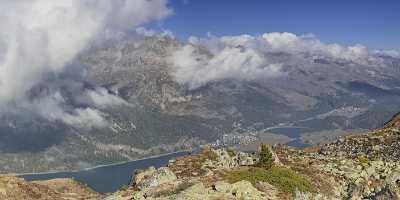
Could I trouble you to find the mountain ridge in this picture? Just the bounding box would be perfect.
[0,36,400,174]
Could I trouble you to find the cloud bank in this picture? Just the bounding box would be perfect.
[0,0,172,128]
[170,44,283,89]
[135,27,175,38]
[170,32,399,89]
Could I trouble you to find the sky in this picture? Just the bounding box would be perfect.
[155,0,400,49]
[0,0,398,129]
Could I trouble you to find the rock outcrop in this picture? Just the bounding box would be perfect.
[0,176,101,200]
[4,116,400,199]
[384,112,400,129]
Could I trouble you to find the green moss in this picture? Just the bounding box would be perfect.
[357,155,369,165]
[224,166,315,196]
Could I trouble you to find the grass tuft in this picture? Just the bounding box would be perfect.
[224,166,315,196]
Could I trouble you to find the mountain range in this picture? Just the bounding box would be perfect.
[1,36,400,173]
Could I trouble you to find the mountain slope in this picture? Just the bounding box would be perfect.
[3,114,400,199]
[0,36,400,173]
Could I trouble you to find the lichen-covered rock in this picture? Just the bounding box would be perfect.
[255,181,280,199]
[133,166,157,185]
[294,190,330,200]
[221,180,267,199]
[135,167,177,190]
[173,182,208,200]
[174,181,267,200]
[316,156,400,199]
[238,151,258,166]
[201,148,258,172]
[320,128,400,162]
[209,148,239,169]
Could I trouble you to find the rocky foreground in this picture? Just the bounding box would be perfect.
[1,113,400,200]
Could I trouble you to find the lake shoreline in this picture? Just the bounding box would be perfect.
[4,126,309,177]
[5,150,191,177]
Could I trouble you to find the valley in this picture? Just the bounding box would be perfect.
[1,113,400,199]
[0,1,399,199]
[0,36,400,174]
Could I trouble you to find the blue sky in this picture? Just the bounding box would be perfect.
[153,0,400,49]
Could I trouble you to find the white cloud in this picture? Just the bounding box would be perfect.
[170,44,283,89]
[374,49,400,58]
[77,87,131,109]
[32,93,108,129]
[170,32,396,89]
[135,27,175,38]
[261,32,379,64]
[61,108,108,129]
[0,0,172,128]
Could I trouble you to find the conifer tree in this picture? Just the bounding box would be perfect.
[257,144,274,168]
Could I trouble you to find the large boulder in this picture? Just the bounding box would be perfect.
[214,180,267,200]
[202,148,258,171]
[134,167,177,190]
[237,151,258,166]
[132,167,157,186]
[174,181,267,200]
